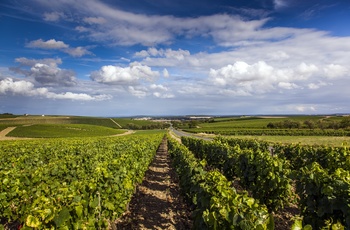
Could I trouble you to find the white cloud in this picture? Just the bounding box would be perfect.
[128,86,148,98]
[26,39,91,57]
[135,48,190,60]
[163,68,170,78]
[0,78,110,101]
[64,47,92,57]
[83,17,106,24]
[90,62,159,85]
[14,57,62,66]
[27,39,69,49]
[308,82,327,89]
[278,82,299,90]
[150,84,168,91]
[296,105,316,112]
[10,57,77,87]
[274,0,288,10]
[43,12,64,22]
[46,91,112,101]
[208,61,338,95]
[323,64,347,78]
[52,0,276,46]
[75,26,89,32]
[209,61,274,86]
[0,78,42,96]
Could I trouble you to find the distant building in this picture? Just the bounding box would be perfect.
[189,116,212,119]
[133,117,151,120]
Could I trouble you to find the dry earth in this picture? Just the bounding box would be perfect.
[115,138,192,230]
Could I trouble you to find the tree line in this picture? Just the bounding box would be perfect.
[267,117,350,130]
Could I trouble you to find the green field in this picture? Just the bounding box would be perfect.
[178,115,350,146]
[0,115,161,128]
[194,115,329,129]
[0,115,168,138]
[222,135,350,147]
[7,124,126,138]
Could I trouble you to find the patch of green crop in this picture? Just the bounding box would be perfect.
[7,124,126,138]
[220,135,350,147]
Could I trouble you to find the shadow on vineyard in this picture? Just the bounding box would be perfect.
[115,138,192,229]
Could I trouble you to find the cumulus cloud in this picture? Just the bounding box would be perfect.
[64,47,92,57]
[208,60,346,95]
[0,78,110,101]
[90,62,159,85]
[27,39,69,49]
[128,86,148,98]
[26,39,92,57]
[209,61,274,86]
[323,64,347,78]
[10,57,77,87]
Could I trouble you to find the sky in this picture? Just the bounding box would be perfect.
[0,0,350,116]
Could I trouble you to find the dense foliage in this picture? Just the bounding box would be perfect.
[0,134,163,229]
[179,115,350,136]
[272,143,350,172]
[267,117,350,130]
[183,128,350,136]
[167,136,273,229]
[193,136,350,229]
[296,163,350,229]
[181,137,292,212]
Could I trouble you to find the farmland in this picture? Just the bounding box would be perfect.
[0,115,168,138]
[178,135,350,229]
[176,115,350,146]
[1,114,350,229]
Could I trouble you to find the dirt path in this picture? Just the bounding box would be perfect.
[115,138,192,230]
[110,130,135,137]
[0,127,32,141]
[110,118,122,128]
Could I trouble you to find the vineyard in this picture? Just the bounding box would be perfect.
[1,113,350,229]
[0,133,164,229]
[178,136,350,229]
[179,115,350,138]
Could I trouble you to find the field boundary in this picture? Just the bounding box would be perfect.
[110,118,122,128]
[0,127,32,141]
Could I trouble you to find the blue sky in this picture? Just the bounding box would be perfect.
[1,0,350,116]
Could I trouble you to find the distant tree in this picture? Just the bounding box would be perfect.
[340,116,350,128]
[283,120,301,129]
[188,120,198,128]
[316,120,327,130]
[304,120,315,130]
[267,122,275,129]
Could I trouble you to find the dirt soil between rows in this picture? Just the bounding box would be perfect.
[115,138,192,230]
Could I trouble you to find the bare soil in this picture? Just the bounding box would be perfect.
[115,138,192,230]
